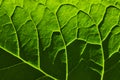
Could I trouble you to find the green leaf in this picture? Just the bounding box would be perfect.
[0,0,120,80]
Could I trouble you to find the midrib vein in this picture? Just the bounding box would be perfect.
[0,46,57,80]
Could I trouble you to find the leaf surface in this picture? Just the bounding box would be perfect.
[0,0,120,80]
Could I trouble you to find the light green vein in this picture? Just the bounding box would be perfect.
[98,23,105,80]
[9,16,20,56]
[30,15,40,68]
[0,62,23,71]
[55,7,68,80]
